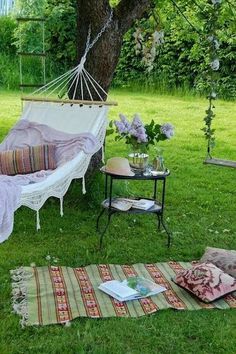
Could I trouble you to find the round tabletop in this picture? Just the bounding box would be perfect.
[100,167,170,180]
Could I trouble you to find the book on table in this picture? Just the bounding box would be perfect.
[129,199,155,210]
[103,198,159,211]
[98,276,166,302]
[103,198,133,211]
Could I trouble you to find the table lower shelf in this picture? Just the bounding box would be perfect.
[102,198,162,214]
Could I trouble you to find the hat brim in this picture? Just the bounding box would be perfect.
[100,166,135,177]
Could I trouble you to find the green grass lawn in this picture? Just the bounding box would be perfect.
[0,89,236,354]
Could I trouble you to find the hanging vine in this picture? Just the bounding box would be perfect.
[201,0,222,158]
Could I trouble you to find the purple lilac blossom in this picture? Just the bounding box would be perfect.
[116,113,148,144]
[161,123,174,139]
[114,120,127,134]
[137,132,148,143]
[114,114,131,134]
[136,126,148,143]
[129,128,138,137]
[130,114,148,142]
[131,114,144,128]
[119,113,131,132]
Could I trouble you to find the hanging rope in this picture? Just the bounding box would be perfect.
[29,9,113,102]
[85,9,113,56]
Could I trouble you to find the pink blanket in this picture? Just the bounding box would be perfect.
[0,173,50,243]
[0,119,99,165]
[0,120,100,243]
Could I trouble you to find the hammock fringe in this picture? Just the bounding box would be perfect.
[60,197,64,217]
[82,176,86,194]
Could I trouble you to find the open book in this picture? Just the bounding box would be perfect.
[98,277,166,302]
[103,198,159,211]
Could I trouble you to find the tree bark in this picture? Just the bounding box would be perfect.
[75,0,153,173]
[75,0,153,99]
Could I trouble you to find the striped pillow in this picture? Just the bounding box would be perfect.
[0,144,56,175]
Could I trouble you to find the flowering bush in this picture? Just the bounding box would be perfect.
[107,113,174,151]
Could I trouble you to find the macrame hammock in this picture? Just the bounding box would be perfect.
[0,11,117,239]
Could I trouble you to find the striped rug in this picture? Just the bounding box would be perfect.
[11,262,236,326]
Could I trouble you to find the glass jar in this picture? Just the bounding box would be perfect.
[152,148,165,172]
[128,146,149,173]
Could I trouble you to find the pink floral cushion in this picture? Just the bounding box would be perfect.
[173,262,236,303]
[200,247,236,278]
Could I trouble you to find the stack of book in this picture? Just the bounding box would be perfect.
[103,198,161,211]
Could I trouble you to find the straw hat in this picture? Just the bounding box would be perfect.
[102,157,135,176]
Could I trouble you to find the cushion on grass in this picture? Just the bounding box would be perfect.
[0,144,56,175]
[172,262,236,303]
[200,247,236,278]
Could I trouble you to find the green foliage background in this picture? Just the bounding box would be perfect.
[114,0,236,99]
[0,0,235,99]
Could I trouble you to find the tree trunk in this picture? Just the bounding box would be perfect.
[76,0,153,98]
[75,0,153,173]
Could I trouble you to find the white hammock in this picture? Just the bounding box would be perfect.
[1,11,117,234]
[19,100,109,230]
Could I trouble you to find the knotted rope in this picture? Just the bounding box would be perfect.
[31,10,113,101]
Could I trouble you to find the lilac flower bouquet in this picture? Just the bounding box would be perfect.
[108,113,174,152]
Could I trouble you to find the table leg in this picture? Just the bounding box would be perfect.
[157,214,171,247]
[97,209,115,249]
[153,179,157,200]
[96,208,106,231]
[157,214,161,230]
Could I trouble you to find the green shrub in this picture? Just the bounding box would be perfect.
[0,53,63,90]
[14,0,76,67]
[0,16,17,56]
[0,55,18,89]
[45,0,77,67]
[114,1,236,100]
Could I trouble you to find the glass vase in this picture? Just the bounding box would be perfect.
[128,146,149,173]
[152,148,165,172]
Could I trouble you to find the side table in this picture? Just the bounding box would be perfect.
[96,169,172,249]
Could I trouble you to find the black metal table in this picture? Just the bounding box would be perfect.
[96,169,172,249]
